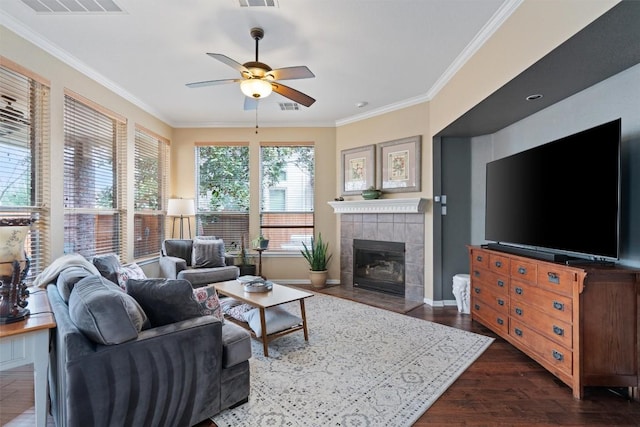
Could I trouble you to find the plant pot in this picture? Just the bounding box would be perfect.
[259,239,269,249]
[239,264,256,276]
[309,270,328,289]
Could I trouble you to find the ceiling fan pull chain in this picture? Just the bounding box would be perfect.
[255,103,259,134]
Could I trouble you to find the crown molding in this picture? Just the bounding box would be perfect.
[328,198,427,214]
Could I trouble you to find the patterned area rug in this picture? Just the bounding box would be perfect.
[212,292,493,427]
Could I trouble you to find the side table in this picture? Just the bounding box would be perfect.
[0,288,56,427]
[255,248,266,278]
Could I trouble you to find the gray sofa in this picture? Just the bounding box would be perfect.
[159,238,239,288]
[46,260,251,427]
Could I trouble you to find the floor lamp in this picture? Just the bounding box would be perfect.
[167,198,195,239]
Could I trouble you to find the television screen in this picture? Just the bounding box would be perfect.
[485,118,620,260]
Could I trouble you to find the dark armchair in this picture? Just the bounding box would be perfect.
[159,238,239,288]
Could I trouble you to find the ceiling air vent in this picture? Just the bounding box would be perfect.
[279,102,300,111]
[21,0,123,13]
[238,0,278,7]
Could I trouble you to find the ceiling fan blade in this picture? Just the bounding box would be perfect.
[244,97,259,111]
[206,53,249,75]
[271,83,316,107]
[266,66,315,81]
[186,78,241,88]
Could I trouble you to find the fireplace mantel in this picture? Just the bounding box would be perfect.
[328,198,427,214]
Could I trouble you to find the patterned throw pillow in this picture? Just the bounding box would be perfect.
[191,238,226,268]
[193,285,224,321]
[117,263,147,290]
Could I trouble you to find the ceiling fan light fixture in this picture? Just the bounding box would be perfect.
[241,78,273,99]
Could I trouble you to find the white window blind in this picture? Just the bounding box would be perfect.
[63,91,127,259]
[134,125,168,259]
[0,58,51,279]
[195,143,249,251]
[260,143,314,251]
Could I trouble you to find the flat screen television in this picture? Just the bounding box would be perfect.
[485,118,621,262]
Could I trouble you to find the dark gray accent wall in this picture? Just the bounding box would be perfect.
[471,63,640,267]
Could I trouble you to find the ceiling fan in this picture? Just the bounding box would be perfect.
[186,27,316,109]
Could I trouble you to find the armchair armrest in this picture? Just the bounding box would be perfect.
[159,255,187,279]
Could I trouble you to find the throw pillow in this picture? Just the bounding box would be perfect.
[92,253,122,285]
[117,263,147,290]
[193,285,224,321]
[192,238,226,268]
[220,298,254,322]
[56,265,94,303]
[126,278,204,327]
[244,306,302,337]
[68,275,148,345]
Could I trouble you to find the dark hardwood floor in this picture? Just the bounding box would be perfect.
[3,284,638,426]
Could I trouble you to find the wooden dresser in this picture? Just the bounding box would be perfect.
[468,246,639,399]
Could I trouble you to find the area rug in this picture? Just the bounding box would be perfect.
[212,292,493,427]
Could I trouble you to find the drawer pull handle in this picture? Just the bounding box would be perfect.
[497,299,504,306]
[495,261,502,268]
[476,255,483,262]
[548,272,560,284]
[553,325,564,336]
[518,266,527,275]
[474,287,481,294]
[474,270,480,277]
[553,301,564,311]
[552,350,564,361]
[497,318,504,325]
[515,307,523,316]
[515,287,523,295]
[474,304,480,310]
[514,328,523,337]
[497,280,505,287]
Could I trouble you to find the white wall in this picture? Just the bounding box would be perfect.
[471,63,640,266]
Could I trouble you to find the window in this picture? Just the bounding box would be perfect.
[260,143,314,251]
[134,125,168,259]
[0,57,50,278]
[63,90,127,259]
[195,143,249,251]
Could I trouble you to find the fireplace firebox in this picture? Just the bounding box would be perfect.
[353,239,405,296]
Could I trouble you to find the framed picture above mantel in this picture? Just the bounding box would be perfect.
[376,135,421,193]
[341,144,375,195]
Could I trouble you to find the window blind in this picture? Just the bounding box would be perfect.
[260,143,314,251]
[63,91,126,259]
[195,143,250,251]
[0,59,51,279]
[134,125,168,259]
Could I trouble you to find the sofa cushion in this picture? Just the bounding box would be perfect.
[117,262,147,290]
[193,285,224,321]
[56,265,94,303]
[192,238,226,268]
[244,306,302,337]
[176,265,239,288]
[68,275,148,345]
[221,322,252,368]
[126,278,203,327]
[92,253,121,285]
[220,298,254,322]
[163,239,194,266]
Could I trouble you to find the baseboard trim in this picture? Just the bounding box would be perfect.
[274,279,340,286]
[423,298,459,307]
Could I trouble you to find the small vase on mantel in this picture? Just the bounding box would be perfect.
[362,186,382,200]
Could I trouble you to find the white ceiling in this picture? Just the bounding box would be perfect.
[1,0,514,128]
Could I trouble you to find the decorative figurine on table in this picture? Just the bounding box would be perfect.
[0,217,32,324]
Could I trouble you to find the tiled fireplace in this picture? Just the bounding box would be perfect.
[329,198,426,302]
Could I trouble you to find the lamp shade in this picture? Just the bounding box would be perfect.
[240,78,273,99]
[167,199,195,217]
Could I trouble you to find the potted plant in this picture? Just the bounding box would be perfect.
[300,233,333,289]
[252,234,269,249]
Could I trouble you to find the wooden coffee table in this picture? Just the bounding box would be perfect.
[214,280,313,357]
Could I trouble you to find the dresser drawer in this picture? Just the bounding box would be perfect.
[470,248,489,270]
[489,253,510,273]
[510,280,572,324]
[510,258,537,284]
[510,300,572,349]
[483,270,509,295]
[510,319,573,378]
[472,300,509,336]
[537,265,576,297]
[472,282,509,315]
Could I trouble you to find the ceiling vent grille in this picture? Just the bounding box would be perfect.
[21,0,123,13]
[279,102,300,111]
[238,0,278,7]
